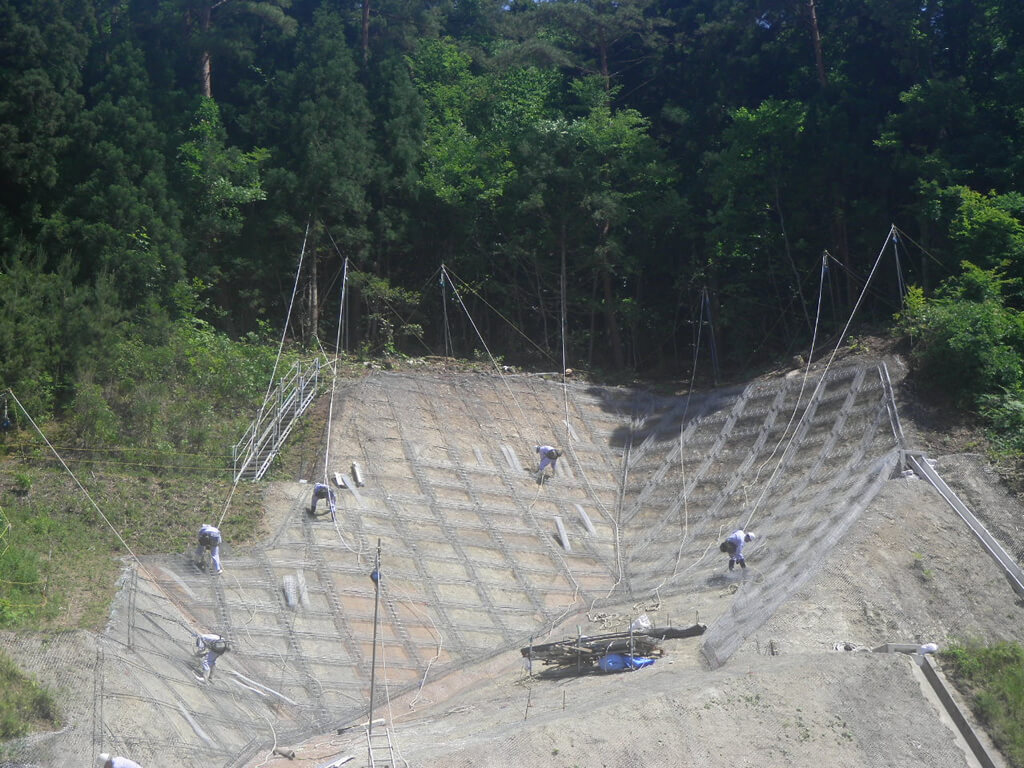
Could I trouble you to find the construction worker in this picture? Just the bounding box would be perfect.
[194,632,230,683]
[535,445,563,483]
[720,529,756,571]
[97,754,144,768]
[310,482,336,518]
[194,523,223,574]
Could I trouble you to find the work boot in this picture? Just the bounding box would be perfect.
[739,559,746,569]
[728,559,735,571]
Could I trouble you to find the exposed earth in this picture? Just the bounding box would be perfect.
[3,351,1023,768]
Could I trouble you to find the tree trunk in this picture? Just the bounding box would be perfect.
[588,269,597,367]
[775,180,812,332]
[830,194,853,308]
[601,266,625,370]
[807,0,827,88]
[310,245,320,344]
[361,0,371,64]
[200,5,213,98]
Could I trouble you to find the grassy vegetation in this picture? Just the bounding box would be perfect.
[0,469,265,629]
[0,650,59,741]
[0,305,312,627]
[0,315,316,740]
[941,641,1024,768]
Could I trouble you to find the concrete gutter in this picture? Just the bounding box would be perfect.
[903,451,1024,598]
[870,643,1003,768]
[917,655,1000,768]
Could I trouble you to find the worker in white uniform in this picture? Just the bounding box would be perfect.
[310,482,337,518]
[721,529,756,571]
[98,754,144,768]
[194,523,223,574]
[194,632,230,683]
[534,445,562,483]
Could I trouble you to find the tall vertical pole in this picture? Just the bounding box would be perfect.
[368,539,382,737]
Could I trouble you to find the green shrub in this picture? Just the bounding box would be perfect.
[0,539,46,628]
[941,641,1024,767]
[897,265,1024,407]
[0,651,59,739]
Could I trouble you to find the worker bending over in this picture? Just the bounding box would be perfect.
[720,529,757,571]
[194,523,223,574]
[194,632,230,683]
[535,445,562,483]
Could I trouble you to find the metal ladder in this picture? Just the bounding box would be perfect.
[366,725,396,768]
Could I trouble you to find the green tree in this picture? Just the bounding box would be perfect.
[0,0,91,239]
[43,41,185,311]
[159,0,296,98]
[178,97,269,284]
[921,185,1024,287]
[703,99,813,351]
[363,54,425,278]
[898,264,1024,406]
[259,5,375,344]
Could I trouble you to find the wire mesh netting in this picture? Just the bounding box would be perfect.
[5,361,1011,768]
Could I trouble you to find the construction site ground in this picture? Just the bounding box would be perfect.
[3,352,1024,768]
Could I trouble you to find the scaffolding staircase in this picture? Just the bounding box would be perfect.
[366,725,396,768]
[231,358,322,482]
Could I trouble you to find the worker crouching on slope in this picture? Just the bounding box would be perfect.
[720,529,756,571]
[310,482,337,518]
[535,445,562,484]
[194,632,230,683]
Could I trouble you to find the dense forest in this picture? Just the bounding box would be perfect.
[3,0,1024,421]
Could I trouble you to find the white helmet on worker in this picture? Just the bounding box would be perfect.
[97,755,111,768]
[744,532,757,542]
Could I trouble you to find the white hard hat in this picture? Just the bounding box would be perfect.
[98,755,111,767]
[746,532,757,541]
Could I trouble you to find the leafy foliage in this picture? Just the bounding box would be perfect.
[0,650,59,739]
[942,641,1024,768]
[178,98,269,282]
[896,262,1024,455]
[897,265,1024,406]
[2,0,1024,397]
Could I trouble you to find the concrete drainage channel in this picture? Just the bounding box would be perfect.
[833,642,1001,768]
[835,448,1024,768]
[903,451,1024,599]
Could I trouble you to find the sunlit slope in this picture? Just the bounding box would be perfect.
[5,363,902,767]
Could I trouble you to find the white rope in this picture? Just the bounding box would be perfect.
[744,253,829,497]
[441,265,585,629]
[218,218,311,527]
[441,264,534,438]
[322,257,349,485]
[742,226,896,532]
[6,389,201,637]
[645,294,707,602]
[547,260,626,611]
[379,580,444,712]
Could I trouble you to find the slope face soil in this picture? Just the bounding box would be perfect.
[3,356,1022,768]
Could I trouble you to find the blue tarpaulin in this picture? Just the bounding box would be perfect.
[598,653,656,672]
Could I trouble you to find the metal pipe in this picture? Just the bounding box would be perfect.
[368,540,382,739]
